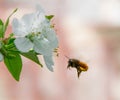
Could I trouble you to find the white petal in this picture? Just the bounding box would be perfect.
[12,5,49,37]
[33,37,52,55]
[43,54,54,71]
[14,37,33,52]
[0,52,3,62]
[42,28,58,48]
[12,18,29,37]
[22,13,34,26]
[31,12,46,33]
[36,4,45,13]
[21,13,34,32]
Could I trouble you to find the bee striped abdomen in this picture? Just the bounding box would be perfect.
[79,62,88,71]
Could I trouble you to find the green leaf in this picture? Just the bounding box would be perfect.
[0,25,4,38]
[6,33,15,44]
[0,19,4,38]
[21,51,43,67]
[3,8,18,36]
[45,15,54,20]
[0,52,4,61]
[0,19,3,25]
[4,53,22,81]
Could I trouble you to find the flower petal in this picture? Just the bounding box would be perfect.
[14,37,33,52]
[12,18,29,37]
[42,28,58,48]
[31,12,46,33]
[33,36,52,55]
[43,54,54,71]
[21,13,34,32]
[36,4,45,13]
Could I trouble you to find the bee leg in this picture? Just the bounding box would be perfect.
[77,70,82,78]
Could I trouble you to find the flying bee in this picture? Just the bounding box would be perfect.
[66,56,88,78]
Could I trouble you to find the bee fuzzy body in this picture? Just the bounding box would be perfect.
[67,59,88,78]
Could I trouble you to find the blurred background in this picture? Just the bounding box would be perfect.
[0,0,120,100]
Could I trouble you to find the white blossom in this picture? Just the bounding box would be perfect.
[12,5,58,71]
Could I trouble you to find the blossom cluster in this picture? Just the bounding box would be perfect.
[0,5,58,81]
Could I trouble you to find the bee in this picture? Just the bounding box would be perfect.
[66,56,88,78]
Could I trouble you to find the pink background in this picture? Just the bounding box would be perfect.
[0,0,120,100]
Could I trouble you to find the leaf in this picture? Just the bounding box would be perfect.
[0,25,4,38]
[3,8,18,37]
[2,37,18,53]
[21,51,43,67]
[4,53,22,81]
[0,19,4,37]
[0,52,3,61]
[0,19,3,25]
[7,38,15,47]
[45,15,54,20]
